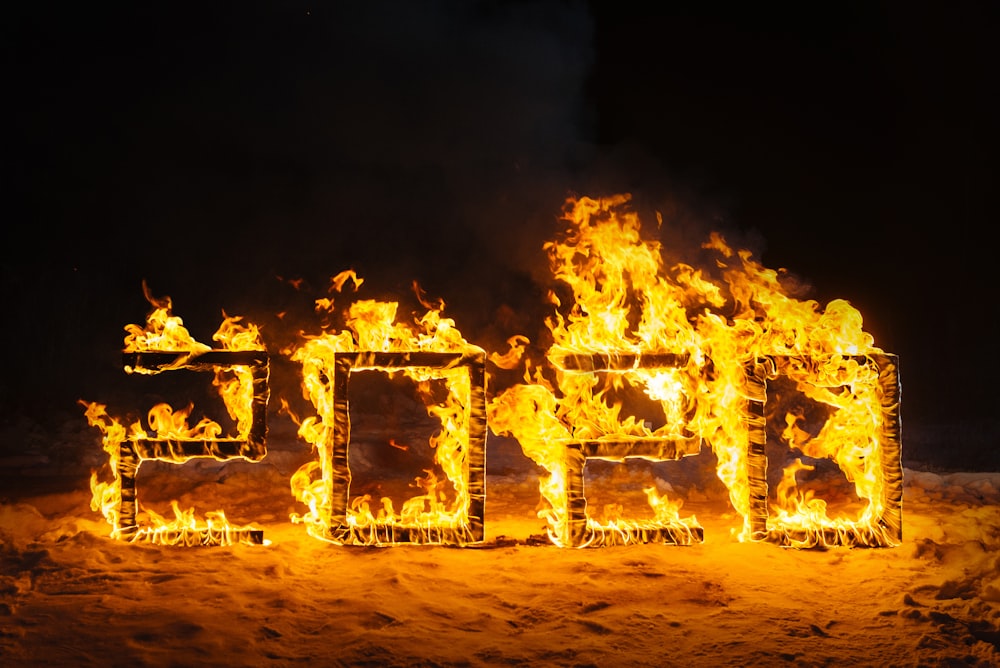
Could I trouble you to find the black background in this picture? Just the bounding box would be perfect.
[4,1,997,469]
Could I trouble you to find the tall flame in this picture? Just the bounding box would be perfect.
[488,194,892,547]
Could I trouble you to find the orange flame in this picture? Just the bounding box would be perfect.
[85,284,266,545]
[488,194,892,547]
[287,271,485,545]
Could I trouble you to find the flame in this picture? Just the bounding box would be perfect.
[488,194,894,547]
[82,400,127,535]
[287,271,485,545]
[84,285,266,545]
[123,280,210,354]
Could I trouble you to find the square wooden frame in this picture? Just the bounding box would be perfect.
[315,350,487,546]
[742,353,903,547]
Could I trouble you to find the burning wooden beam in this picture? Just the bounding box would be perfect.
[550,351,690,372]
[743,354,902,548]
[129,527,265,547]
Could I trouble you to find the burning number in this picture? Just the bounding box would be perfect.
[84,285,271,546]
[289,350,486,546]
[84,194,904,550]
[742,354,903,548]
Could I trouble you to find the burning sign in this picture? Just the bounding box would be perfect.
[82,194,903,549]
[82,282,269,546]
[743,354,902,547]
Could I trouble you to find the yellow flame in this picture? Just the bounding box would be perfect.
[84,285,265,545]
[287,272,484,544]
[489,194,887,546]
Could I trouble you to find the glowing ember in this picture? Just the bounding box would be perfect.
[488,194,901,548]
[287,271,487,546]
[83,283,269,546]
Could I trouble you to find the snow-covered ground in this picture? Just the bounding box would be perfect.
[2,411,999,667]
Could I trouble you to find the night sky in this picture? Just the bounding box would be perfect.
[4,2,997,469]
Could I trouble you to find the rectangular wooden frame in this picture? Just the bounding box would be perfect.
[318,350,487,546]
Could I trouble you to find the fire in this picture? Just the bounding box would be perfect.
[488,194,901,548]
[488,194,709,547]
[83,282,269,546]
[82,196,900,551]
[287,270,487,546]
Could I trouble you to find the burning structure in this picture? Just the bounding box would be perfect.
[82,194,902,550]
[487,194,901,549]
[743,353,902,547]
[286,271,487,546]
[82,284,270,546]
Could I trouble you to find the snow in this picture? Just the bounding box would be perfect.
[2,415,1000,668]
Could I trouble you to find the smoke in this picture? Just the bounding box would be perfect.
[6,2,999,471]
[0,3,834,411]
[1,2,606,413]
[210,1,605,354]
[6,2,780,414]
